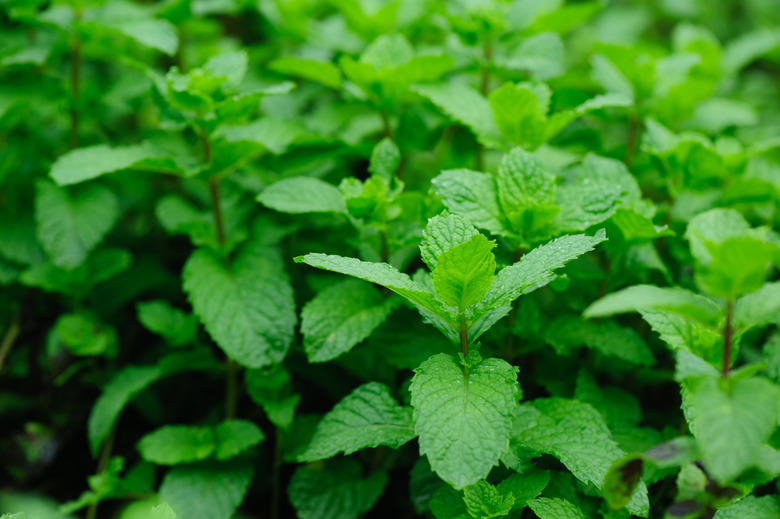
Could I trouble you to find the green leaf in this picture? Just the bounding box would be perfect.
[513,398,649,517]
[245,365,300,430]
[20,248,131,297]
[297,382,415,462]
[138,426,215,465]
[603,455,644,511]
[150,503,177,519]
[294,253,455,331]
[301,280,397,363]
[412,83,503,149]
[217,118,304,155]
[183,241,296,368]
[50,143,166,186]
[433,234,496,311]
[213,419,265,460]
[544,316,654,366]
[35,180,119,269]
[410,353,520,489]
[369,138,400,182]
[55,312,117,357]
[489,82,548,150]
[685,376,780,484]
[479,230,607,311]
[431,170,508,236]
[463,480,515,519]
[685,208,766,268]
[584,284,722,326]
[496,470,550,509]
[0,214,44,265]
[100,18,178,55]
[527,498,586,519]
[288,459,387,519]
[714,496,780,519]
[204,50,248,87]
[136,300,198,347]
[258,177,346,214]
[429,485,470,519]
[159,459,254,519]
[268,56,341,88]
[735,282,780,332]
[88,366,160,456]
[722,28,780,74]
[420,213,480,271]
[497,148,556,210]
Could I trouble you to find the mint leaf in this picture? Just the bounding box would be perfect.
[301,280,397,363]
[420,213,480,270]
[138,426,215,465]
[35,180,119,269]
[245,366,299,430]
[513,398,649,517]
[497,470,550,509]
[463,480,515,518]
[431,170,508,236]
[136,300,197,347]
[369,138,400,182]
[433,234,496,311]
[298,382,415,462]
[714,495,780,519]
[50,143,166,186]
[413,83,503,148]
[183,241,296,368]
[269,56,341,88]
[489,82,548,150]
[545,316,655,366]
[722,28,780,74]
[258,177,346,214]
[685,376,780,484]
[527,498,586,519]
[288,460,387,519]
[159,459,254,519]
[497,148,556,211]
[150,503,176,519]
[479,230,607,311]
[734,282,780,331]
[213,420,265,460]
[410,353,520,489]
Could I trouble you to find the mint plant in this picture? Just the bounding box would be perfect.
[3,1,780,519]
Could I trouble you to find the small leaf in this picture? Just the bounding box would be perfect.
[269,56,341,88]
[258,177,346,214]
[50,143,166,186]
[463,480,515,518]
[410,353,520,489]
[369,138,400,182]
[420,213,479,271]
[214,419,265,460]
[136,300,197,346]
[735,282,780,332]
[527,498,586,519]
[433,234,496,311]
[297,382,415,461]
[245,365,299,430]
[714,495,780,519]
[138,426,215,465]
[489,82,548,150]
[431,170,508,236]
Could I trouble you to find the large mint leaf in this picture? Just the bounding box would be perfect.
[433,234,496,311]
[685,376,780,484]
[583,285,722,326]
[298,382,415,461]
[497,148,556,211]
[513,398,649,517]
[420,213,479,270]
[50,143,168,185]
[159,459,253,519]
[412,83,503,148]
[183,241,296,368]
[479,231,607,311]
[489,82,548,150]
[35,180,119,269]
[431,170,508,236]
[258,177,346,214]
[294,254,455,328]
[288,460,387,519]
[301,280,397,363]
[410,354,520,489]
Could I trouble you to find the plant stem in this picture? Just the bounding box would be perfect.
[722,300,734,378]
[0,305,22,373]
[209,176,227,251]
[86,425,116,519]
[459,313,469,358]
[380,110,392,139]
[69,8,83,149]
[475,40,493,172]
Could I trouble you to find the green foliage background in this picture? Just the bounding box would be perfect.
[2,0,780,518]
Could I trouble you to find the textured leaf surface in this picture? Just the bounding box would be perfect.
[288,460,387,519]
[410,354,520,488]
[35,181,119,269]
[433,234,496,311]
[497,148,556,210]
[432,170,508,235]
[258,177,346,214]
[497,470,550,509]
[528,498,586,519]
[412,83,503,148]
[138,426,215,465]
[479,231,606,311]
[301,280,397,363]
[686,376,780,484]
[420,213,479,270]
[183,241,296,368]
[159,460,253,519]
[545,316,654,365]
[463,480,515,518]
[298,382,415,461]
[513,398,649,517]
[714,495,780,519]
[50,143,165,185]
